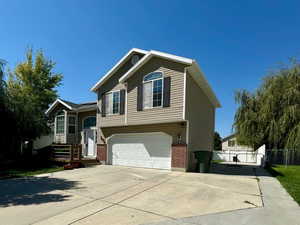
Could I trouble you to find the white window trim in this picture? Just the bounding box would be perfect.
[105,90,121,116]
[55,114,65,135]
[68,115,76,134]
[142,72,164,109]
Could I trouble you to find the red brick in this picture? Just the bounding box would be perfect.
[171,144,187,169]
[97,144,107,162]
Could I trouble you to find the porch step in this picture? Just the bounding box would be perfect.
[73,159,100,167]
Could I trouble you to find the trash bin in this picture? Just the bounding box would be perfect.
[194,151,212,173]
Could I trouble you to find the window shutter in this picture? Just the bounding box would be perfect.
[101,94,106,117]
[120,89,126,115]
[163,76,171,107]
[137,83,143,111]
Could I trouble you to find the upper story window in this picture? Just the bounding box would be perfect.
[56,111,65,134]
[105,91,120,115]
[83,116,96,129]
[228,140,235,147]
[143,72,163,109]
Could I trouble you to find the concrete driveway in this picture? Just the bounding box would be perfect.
[0,165,262,225]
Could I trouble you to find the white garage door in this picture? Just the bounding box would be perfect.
[108,132,172,170]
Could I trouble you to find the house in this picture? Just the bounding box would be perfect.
[91,48,221,172]
[46,48,220,171]
[222,134,253,151]
[45,99,97,157]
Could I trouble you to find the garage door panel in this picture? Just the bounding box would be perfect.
[108,133,171,170]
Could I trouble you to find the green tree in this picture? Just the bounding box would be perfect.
[214,132,222,150]
[0,59,7,105]
[234,59,300,150]
[7,49,62,152]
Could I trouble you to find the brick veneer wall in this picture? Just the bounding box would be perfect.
[97,144,107,162]
[171,144,187,170]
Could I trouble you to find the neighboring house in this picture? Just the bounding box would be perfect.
[222,134,253,151]
[90,48,221,172]
[45,99,97,157]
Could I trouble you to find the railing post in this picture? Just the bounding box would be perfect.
[70,145,74,162]
[79,144,82,161]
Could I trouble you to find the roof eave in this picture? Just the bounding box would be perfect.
[187,62,221,108]
[45,99,73,115]
[119,50,193,84]
[90,48,148,92]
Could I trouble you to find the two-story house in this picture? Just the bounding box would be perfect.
[46,48,221,172]
[91,48,220,172]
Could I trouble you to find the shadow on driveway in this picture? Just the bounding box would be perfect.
[0,176,79,207]
[210,163,272,177]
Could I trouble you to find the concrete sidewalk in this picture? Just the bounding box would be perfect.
[145,166,300,225]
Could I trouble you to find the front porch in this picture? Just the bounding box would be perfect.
[51,144,99,166]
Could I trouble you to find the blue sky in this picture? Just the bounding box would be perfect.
[1,0,300,137]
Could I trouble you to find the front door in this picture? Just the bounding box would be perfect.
[84,129,95,157]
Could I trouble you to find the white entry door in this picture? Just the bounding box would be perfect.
[108,132,172,170]
[84,129,95,157]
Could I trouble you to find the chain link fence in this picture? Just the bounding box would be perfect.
[266,149,300,166]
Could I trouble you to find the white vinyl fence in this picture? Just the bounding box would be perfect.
[213,145,266,166]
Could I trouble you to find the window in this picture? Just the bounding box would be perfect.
[83,116,96,129]
[143,72,163,109]
[228,140,235,147]
[105,91,120,115]
[56,114,65,134]
[68,116,76,134]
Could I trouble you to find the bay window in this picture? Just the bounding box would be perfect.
[68,115,76,134]
[56,112,65,134]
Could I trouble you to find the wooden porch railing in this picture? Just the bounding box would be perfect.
[51,144,82,162]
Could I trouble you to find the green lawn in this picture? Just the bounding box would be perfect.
[4,166,64,178]
[0,160,64,179]
[268,165,300,205]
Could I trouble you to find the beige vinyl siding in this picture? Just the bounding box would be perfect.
[127,57,185,125]
[97,54,145,127]
[100,122,187,145]
[185,72,215,171]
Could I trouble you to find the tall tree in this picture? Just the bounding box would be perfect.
[7,49,62,150]
[214,132,222,150]
[0,59,7,105]
[234,59,300,150]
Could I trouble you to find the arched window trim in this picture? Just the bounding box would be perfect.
[82,116,96,130]
[143,72,163,82]
[142,71,164,109]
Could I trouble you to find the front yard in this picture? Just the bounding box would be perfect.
[268,165,300,205]
[0,159,64,179]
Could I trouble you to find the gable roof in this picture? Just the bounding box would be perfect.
[90,48,148,92]
[118,50,193,83]
[45,98,97,115]
[91,48,221,108]
[222,134,236,142]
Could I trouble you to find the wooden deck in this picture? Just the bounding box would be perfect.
[51,144,99,165]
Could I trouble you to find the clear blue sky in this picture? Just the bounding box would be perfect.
[1,0,300,138]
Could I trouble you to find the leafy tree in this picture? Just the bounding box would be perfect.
[214,132,222,150]
[234,59,300,150]
[7,49,62,153]
[0,59,7,105]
